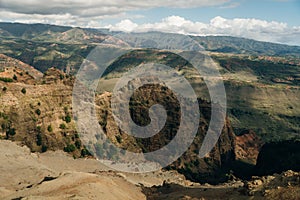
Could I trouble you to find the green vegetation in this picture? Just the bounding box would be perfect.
[80,148,90,157]
[35,109,41,116]
[116,135,122,143]
[0,77,13,83]
[41,145,48,152]
[21,88,26,94]
[59,123,66,129]
[75,140,81,149]
[64,144,76,152]
[214,56,300,86]
[36,133,42,146]
[64,115,71,123]
[6,127,16,137]
[192,35,300,56]
[47,125,53,132]
[13,74,17,81]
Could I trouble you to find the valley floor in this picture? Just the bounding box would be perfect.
[0,140,299,200]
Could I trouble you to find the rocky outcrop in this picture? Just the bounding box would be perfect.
[1,64,236,184]
[95,82,236,184]
[234,130,264,164]
[143,170,300,200]
[0,67,83,156]
[243,170,300,199]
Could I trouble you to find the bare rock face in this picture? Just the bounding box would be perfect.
[234,130,264,164]
[95,83,236,184]
[170,117,236,184]
[0,67,82,156]
[1,65,236,184]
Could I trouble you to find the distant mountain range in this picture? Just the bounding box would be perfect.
[1,22,300,56]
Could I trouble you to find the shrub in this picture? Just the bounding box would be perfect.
[1,123,7,130]
[81,148,91,157]
[65,115,71,123]
[59,123,66,129]
[47,125,53,132]
[64,144,76,152]
[21,88,26,94]
[0,77,13,82]
[2,87,7,92]
[41,145,48,152]
[35,109,41,116]
[116,135,122,143]
[75,140,81,149]
[13,74,17,80]
[36,133,42,146]
[6,127,16,136]
[36,126,41,132]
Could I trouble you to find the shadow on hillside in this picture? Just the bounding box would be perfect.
[141,182,244,200]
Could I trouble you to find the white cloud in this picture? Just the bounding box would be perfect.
[0,0,229,16]
[109,16,300,45]
[110,20,138,32]
[0,0,229,28]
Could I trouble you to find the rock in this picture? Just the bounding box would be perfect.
[234,130,264,165]
[253,179,263,186]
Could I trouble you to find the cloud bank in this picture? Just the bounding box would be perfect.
[0,0,229,28]
[110,16,300,46]
[0,0,229,15]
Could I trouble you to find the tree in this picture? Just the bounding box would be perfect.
[6,127,16,138]
[81,148,91,157]
[35,109,41,116]
[13,74,17,81]
[75,140,81,149]
[64,144,76,152]
[59,123,66,129]
[47,125,53,132]
[65,115,71,123]
[41,145,48,152]
[36,133,42,146]
[21,88,26,94]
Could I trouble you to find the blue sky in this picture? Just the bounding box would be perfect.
[0,0,299,45]
[111,0,300,26]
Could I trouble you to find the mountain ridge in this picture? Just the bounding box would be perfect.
[1,22,300,54]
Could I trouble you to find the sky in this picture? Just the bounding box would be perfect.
[0,0,300,45]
